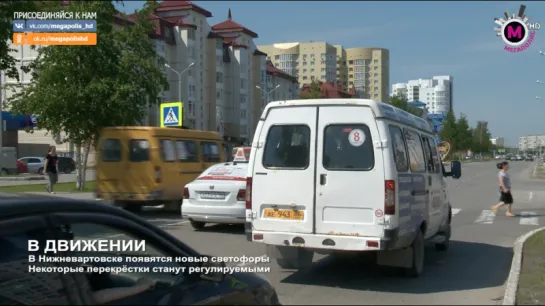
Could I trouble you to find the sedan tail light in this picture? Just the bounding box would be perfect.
[237,189,246,201]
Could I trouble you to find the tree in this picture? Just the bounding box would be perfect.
[454,114,473,151]
[438,111,458,156]
[471,121,492,154]
[389,94,423,117]
[300,80,321,99]
[6,1,168,189]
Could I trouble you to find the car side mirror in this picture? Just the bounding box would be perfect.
[199,255,226,282]
[450,161,461,179]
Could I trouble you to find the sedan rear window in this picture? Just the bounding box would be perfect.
[323,124,374,171]
[263,125,310,169]
[101,139,121,162]
[129,139,150,162]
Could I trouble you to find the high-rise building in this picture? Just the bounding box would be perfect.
[391,75,453,115]
[490,137,505,147]
[346,47,389,102]
[1,1,299,149]
[258,42,390,102]
[519,135,545,151]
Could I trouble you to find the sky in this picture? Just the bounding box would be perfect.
[116,1,545,146]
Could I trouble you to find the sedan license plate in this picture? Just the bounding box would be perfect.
[263,208,304,220]
[199,192,226,200]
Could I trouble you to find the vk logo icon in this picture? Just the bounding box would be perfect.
[13,20,25,31]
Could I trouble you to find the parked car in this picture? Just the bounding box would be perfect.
[58,156,76,174]
[16,160,28,174]
[525,156,534,161]
[17,157,45,174]
[183,147,251,230]
[0,197,281,305]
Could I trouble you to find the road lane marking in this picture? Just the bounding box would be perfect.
[451,208,461,216]
[520,211,539,225]
[529,192,534,202]
[474,210,495,224]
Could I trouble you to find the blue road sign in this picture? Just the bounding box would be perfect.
[160,102,183,127]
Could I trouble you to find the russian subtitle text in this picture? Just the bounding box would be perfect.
[28,239,146,253]
[13,11,97,20]
[27,254,271,274]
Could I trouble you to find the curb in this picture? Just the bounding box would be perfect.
[503,226,545,305]
[0,176,45,181]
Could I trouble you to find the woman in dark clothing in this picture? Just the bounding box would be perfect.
[492,161,515,217]
[43,145,58,194]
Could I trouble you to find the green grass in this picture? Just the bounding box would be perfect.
[0,181,96,193]
[517,230,545,305]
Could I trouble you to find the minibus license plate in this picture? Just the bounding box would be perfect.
[263,209,304,220]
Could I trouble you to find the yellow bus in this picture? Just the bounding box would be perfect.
[96,127,226,213]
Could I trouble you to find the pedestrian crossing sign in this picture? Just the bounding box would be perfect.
[160,102,183,128]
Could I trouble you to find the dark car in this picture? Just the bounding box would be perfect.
[57,156,76,174]
[0,197,280,305]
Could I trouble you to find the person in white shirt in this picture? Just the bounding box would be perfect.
[491,161,515,217]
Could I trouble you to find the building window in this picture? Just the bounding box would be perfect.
[241,109,247,119]
[310,62,315,66]
[188,29,195,40]
[240,79,246,88]
[240,94,247,103]
[216,73,223,83]
[216,90,222,99]
[321,68,326,72]
[275,55,280,60]
[374,59,378,64]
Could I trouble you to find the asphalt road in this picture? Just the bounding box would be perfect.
[0,170,96,187]
[3,161,544,304]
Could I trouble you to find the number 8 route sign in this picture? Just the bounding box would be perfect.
[348,129,365,147]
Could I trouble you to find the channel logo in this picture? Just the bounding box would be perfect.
[494,4,540,53]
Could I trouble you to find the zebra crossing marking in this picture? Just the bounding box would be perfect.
[451,208,461,216]
[474,210,496,224]
[520,211,539,226]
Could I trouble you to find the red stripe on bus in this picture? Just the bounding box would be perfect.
[197,176,246,181]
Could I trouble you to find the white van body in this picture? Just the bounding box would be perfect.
[244,99,461,277]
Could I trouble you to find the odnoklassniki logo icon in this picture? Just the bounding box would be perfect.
[494,4,540,53]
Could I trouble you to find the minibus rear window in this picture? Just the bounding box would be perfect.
[101,139,121,162]
[263,125,310,169]
[129,139,150,162]
[323,124,374,171]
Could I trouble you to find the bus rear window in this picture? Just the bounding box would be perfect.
[101,139,121,162]
[129,139,150,162]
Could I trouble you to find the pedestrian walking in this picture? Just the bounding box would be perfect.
[43,145,58,194]
[491,161,515,217]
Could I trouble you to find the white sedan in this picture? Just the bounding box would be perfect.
[182,160,249,230]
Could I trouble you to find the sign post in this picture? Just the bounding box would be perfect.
[160,102,183,128]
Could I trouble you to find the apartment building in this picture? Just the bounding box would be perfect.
[258,42,390,102]
[490,137,505,148]
[519,135,545,151]
[2,1,297,146]
[391,75,453,115]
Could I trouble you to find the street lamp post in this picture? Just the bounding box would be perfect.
[165,62,194,102]
[256,85,280,103]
